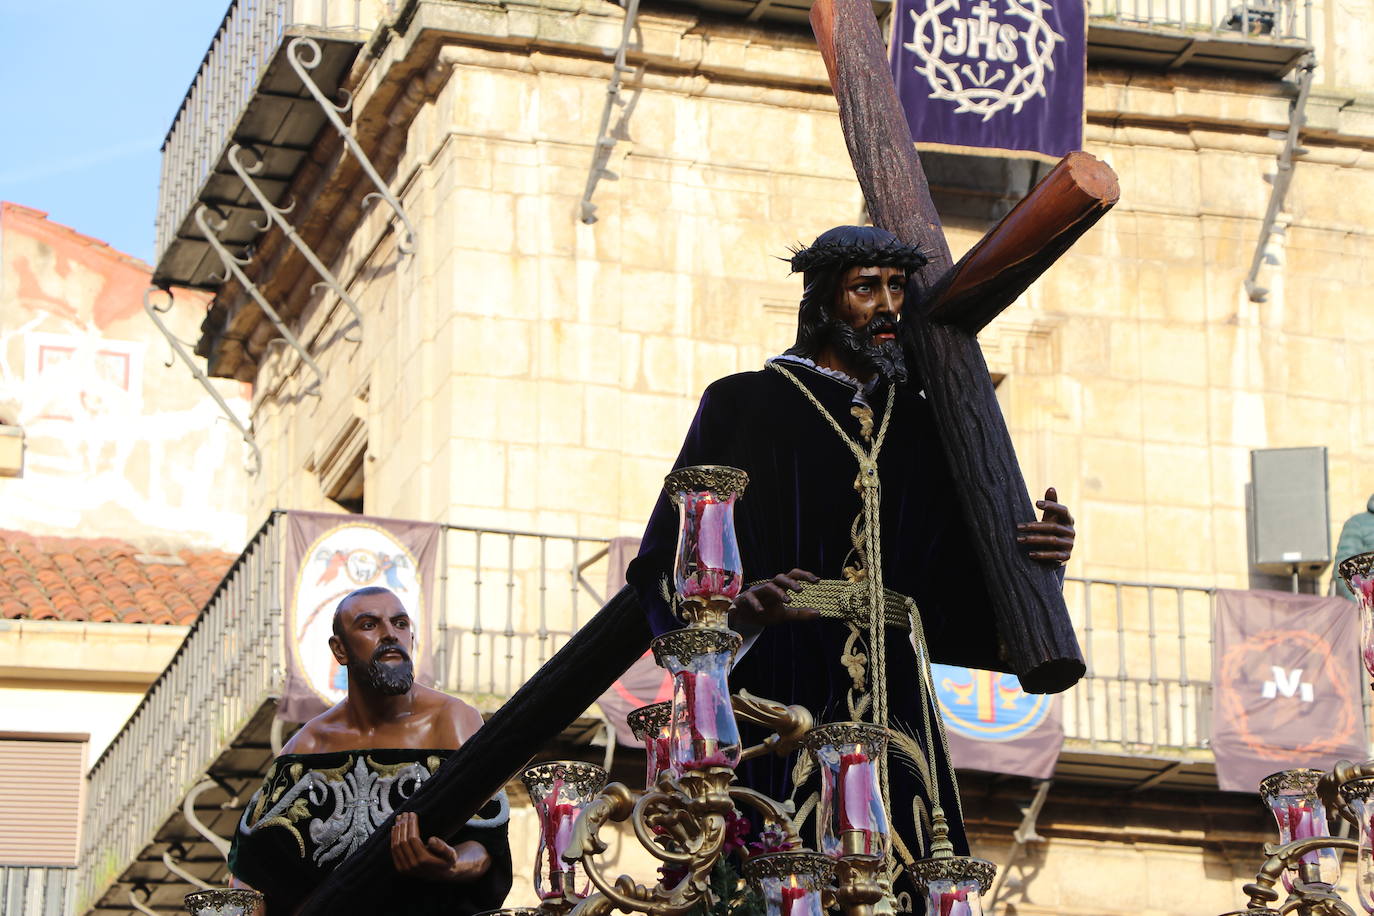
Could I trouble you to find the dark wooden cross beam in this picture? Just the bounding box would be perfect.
[299,8,1114,909]
[812,0,1118,693]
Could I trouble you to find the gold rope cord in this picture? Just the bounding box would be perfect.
[765,361,964,872]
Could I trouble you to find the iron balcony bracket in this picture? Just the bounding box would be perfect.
[143,287,263,475]
[986,778,1052,913]
[195,204,327,397]
[184,779,234,861]
[127,886,159,916]
[579,0,642,224]
[161,849,215,890]
[288,36,417,255]
[228,143,365,341]
[1245,52,1317,303]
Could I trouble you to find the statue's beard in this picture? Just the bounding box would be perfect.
[349,644,415,696]
[825,315,908,384]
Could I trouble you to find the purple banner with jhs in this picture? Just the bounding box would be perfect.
[888,0,1086,158]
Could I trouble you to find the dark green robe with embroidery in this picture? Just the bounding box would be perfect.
[229,748,512,914]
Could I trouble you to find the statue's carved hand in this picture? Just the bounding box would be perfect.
[731,569,821,627]
[1017,487,1075,566]
[391,812,491,883]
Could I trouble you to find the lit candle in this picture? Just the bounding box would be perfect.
[535,777,579,896]
[927,879,979,916]
[652,733,672,782]
[676,669,735,769]
[779,884,808,916]
[837,751,879,855]
[673,483,743,602]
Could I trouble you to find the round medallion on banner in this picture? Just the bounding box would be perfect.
[290,522,424,706]
[932,663,1049,740]
[902,0,1062,121]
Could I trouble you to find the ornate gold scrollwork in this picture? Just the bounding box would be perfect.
[563,687,816,916]
[733,690,815,763]
[663,466,749,504]
[1239,835,1359,916]
[567,768,735,916]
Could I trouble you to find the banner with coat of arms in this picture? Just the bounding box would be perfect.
[888,0,1086,158]
[279,511,443,722]
[931,663,1064,778]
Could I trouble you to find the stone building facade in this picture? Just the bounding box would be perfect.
[193,0,1374,590]
[91,0,1374,911]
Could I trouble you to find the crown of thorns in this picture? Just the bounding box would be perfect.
[786,238,929,275]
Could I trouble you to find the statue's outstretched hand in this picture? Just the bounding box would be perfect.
[1016,487,1074,565]
[391,812,491,882]
[731,569,822,627]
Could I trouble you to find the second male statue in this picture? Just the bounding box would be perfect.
[628,225,1076,907]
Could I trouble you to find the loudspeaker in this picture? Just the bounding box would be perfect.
[1249,446,1330,574]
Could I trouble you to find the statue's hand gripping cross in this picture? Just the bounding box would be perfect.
[811,0,1120,693]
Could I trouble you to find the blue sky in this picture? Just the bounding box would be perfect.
[0,1,230,265]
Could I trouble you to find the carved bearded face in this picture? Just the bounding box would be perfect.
[824,264,909,383]
[329,590,416,696]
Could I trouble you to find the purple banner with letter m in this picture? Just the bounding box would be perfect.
[1211,590,1367,793]
[888,0,1086,158]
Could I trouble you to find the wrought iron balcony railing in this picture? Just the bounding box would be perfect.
[1090,0,1310,38]
[154,0,386,286]
[2,865,74,916]
[77,513,286,913]
[1086,0,1313,73]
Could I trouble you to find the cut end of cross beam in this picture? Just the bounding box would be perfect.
[921,151,1121,334]
[1062,150,1121,204]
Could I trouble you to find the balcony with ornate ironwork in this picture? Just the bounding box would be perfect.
[154,0,1313,296]
[153,0,387,290]
[1086,0,1313,74]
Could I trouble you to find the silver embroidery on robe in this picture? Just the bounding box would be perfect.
[240,753,510,868]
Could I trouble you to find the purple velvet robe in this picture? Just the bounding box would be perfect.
[627,362,996,884]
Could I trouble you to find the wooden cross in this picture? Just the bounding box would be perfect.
[298,8,1116,909]
[812,0,1118,694]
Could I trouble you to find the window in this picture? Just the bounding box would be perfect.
[0,734,87,866]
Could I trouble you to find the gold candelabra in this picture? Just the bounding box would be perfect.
[489,466,997,916]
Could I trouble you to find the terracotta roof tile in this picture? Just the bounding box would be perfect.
[0,529,235,626]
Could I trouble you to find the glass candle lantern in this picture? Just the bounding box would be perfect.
[743,852,835,916]
[520,760,607,901]
[1343,776,1374,914]
[183,889,264,916]
[911,858,995,916]
[924,877,985,916]
[1258,768,1340,890]
[801,722,890,859]
[627,701,674,789]
[652,628,743,773]
[1340,551,1374,681]
[665,466,749,617]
